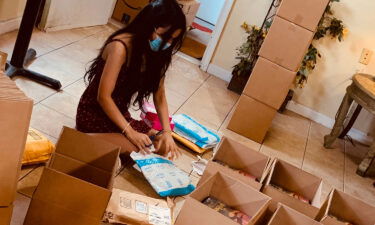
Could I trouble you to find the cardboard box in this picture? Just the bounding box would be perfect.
[112,0,150,24]
[0,205,13,225]
[259,16,314,72]
[0,51,7,71]
[262,159,322,218]
[243,57,296,110]
[104,188,171,225]
[276,0,330,32]
[227,95,277,143]
[177,0,200,27]
[316,189,375,225]
[24,127,121,225]
[175,172,271,225]
[198,136,270,190]
[0,73,33,207]
[268,204,323,225]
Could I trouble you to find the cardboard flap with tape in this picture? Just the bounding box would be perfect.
[262,159,322,218]
[176,172,271,225]
[198,136,270,190]
[316,189,375,225]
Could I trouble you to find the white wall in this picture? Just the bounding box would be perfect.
[0,0,26,34]
[196,0,226,25]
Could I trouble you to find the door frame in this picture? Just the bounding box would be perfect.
[200,0,235,71]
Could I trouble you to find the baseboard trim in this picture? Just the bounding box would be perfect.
[207,64,232,82]
[287,100,373,145]
[0,17,21,35]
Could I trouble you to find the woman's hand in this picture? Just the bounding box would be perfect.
[155,132,181,160]
[125,128,152,154]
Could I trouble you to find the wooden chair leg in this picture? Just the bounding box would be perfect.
[324,92,353,148]
[356,142,375,177]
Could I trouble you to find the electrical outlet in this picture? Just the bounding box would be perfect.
[359,48,373,65]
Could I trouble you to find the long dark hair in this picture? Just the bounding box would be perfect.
[85,0,186,109]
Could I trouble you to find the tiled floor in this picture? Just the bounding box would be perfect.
[1,25,374,224]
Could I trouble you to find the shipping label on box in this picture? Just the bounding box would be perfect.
[243,57,296,110]
[276,0,330,31]
[104,188,171,225]
[227,95,277,143]
[262,159,322,218]
[175,172,271,225]
[268,204,323,225]
[259,16,314,72]
[316,189,375,225]
[198,136,270,190]
[24,127,121,225]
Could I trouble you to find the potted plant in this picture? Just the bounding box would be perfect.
[228,23,266,94]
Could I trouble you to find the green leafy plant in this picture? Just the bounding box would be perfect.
[232,23,266,77]
[296,0,347,87]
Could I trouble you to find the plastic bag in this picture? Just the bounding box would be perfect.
[172,114,220,149]
[130,152,195,197]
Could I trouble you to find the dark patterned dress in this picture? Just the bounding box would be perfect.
[76,39,151,134]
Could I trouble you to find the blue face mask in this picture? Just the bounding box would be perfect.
[149,36,171,52]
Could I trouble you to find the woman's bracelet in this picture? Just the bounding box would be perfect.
[121,122,132,135]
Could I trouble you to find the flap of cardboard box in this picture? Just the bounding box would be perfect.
[175,197,238,225]
[317,189,375,225]
[49,153,114,189]
[266,159,322,204]
[190,172,271,223]
[213,136,270,180]
[28,168,111,221]
[268,204,323,225]
[54,127,120,173]
[0,205,13,225]
[199,161,263,191]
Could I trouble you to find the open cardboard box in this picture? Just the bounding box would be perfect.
[276,0,330,32]
[259,16,314,72]
[175,172,271,225]
[268,204,323,225]
[198,136,270,190]
[316,189,375,225]
[24,127,121,225]
[262,159,322,218]
[243,57,296,110]
[0,205,13,225]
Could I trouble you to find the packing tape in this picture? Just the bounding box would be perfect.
[274,57,284,66]
[288,24,297,32]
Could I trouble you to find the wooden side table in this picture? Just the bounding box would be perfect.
[324,73,375,176]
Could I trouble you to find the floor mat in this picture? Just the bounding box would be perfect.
[180,36,206,59]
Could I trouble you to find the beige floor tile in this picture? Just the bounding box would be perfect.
[28,51,86,88]
[164,71,202,98]
[14,77,57,103]
[171,197,186,224]
[113,167,160,199]
[172,148,198,175]
[176,79,238,130]
[165,88,188,113]
[17,166,44,198]
[10,193,31,225]
[63,78,87,98]
[189,174,200,187]
[41,91,80,119]
[302,123,345,191]
[344,141,375,205]
[30,104,75,138]
[169,57,210,83]
[260,111,310,168]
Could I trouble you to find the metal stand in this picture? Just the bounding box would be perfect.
[5,0,61,90]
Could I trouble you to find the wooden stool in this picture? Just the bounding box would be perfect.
[324,73,375,177]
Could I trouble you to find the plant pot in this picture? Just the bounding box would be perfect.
[227,74,250,95]
[278,89,294,113]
